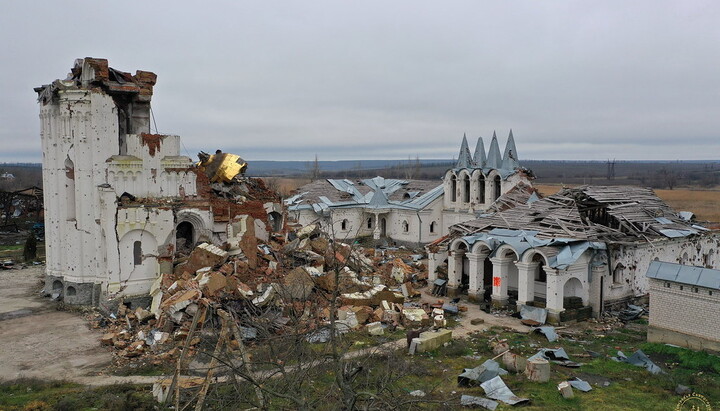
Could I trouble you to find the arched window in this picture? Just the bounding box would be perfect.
[430,221,436,233]
[450,175,457,202]
[367,217,372,229]
[478,174,485,203]
[341,219,348,231]
[613,264,624,284]
[493,175,501,201]
[133,241,142,265]
[402,220,409,233]
[463,174,470,203]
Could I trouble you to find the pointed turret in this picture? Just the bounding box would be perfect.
[455,133,473,169]
[367,188,389,208]
[485,131,502,169]
[501,129,520,169]
[473,137,486,168]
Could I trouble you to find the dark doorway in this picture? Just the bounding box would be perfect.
[176,221,194,254]
[380,217,387,237]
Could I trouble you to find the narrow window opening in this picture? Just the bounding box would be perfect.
[430,221,436,233]
[133,241,142,265]
[402,220,409,233]
[450,175,457,202]
[341,219,348,231]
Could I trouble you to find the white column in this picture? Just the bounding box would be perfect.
[545,270,564,322]
[447,251,462,289]
[467,252,488,300]
[426,249,437,283]
[373,213,380,240]
[516,261,538,307]
[490,257,510,306]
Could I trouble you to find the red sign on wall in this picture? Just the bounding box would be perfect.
[493,277,501,287]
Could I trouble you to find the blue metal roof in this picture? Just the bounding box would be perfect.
[646,260,720,290]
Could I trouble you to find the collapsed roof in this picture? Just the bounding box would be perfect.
[452,186,708,243]
[287,177,443,214]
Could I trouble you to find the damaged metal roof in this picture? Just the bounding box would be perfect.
[452,185,707,243]
[646,260,720,290]
[288,177,443,213]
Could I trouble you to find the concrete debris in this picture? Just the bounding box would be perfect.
[502,351,527,373]
[460,394,499,410]
[524,358,551,382]
[410,329,452,353]
[409,390,426,397]
[557,381,574,399]
[480,376,529,405]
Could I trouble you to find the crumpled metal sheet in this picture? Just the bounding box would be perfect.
[458,360,508,386]
[569,378,592,392]
[612,350,663,374]
[460,395,499,410]
[520,305,547,324]
[534,326,558,342]
[480,376,529,405]
[529,348,582,367]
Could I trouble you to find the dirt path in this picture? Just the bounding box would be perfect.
[0,266,112,381]
[0,266,529,387]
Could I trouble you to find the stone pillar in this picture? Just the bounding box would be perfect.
[490,257,510,307]
[545,270,564,324]
[467,252,488,302]
[516,261,538,309]
[372,213,380,240]
[447,251,463,295]
[426,248,446,283]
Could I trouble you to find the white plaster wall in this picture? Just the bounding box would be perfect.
[40,88,119,286]
[610,234,720,298]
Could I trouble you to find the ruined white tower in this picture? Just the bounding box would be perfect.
[36,58,210,305]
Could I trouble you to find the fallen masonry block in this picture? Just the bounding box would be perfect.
[524,358,551,382]
[402,308,430,327]
[161,289,201,315]
[101,333,115,346]
[557,381,574,399]
[502,351,527,373]
[341,285,404,306]
[367,321,384,336]
[470,318,485,325]
[411,329,452,353]
[182,242,228,275]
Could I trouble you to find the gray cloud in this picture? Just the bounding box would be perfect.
[1,1,719,163]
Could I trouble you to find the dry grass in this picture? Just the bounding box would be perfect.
[262,177,311,197]
[535,184,720,224]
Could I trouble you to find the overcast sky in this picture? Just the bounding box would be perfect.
[1,1,719,163]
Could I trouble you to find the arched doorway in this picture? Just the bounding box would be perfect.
[380,217,387,237]
[176,221,194,254]
[563,277,584,309]
[268,211,283,232]
[532,253,548,302]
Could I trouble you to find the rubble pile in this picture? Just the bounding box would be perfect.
[92,221,438,370]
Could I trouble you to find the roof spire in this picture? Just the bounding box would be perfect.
[455,133,473,169]
[485,130,502,169]
[473,137,486,168]
[501,129,520,169]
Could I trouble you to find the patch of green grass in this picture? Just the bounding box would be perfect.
[0,378,157,410]
[641,342,720,374]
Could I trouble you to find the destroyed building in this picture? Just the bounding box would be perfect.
[288,132,534,246]
[35,58,283,305]
[428,185,720,323]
